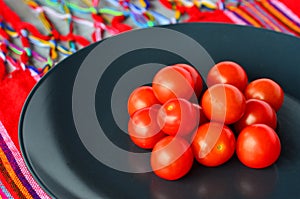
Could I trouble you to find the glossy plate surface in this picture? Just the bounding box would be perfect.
[20,23,300,199]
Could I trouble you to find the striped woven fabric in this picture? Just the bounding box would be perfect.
[0,121,50,199]
[224,0,300,36]
[0,0,299,198]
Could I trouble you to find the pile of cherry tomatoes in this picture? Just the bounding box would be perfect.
[127,61,284,181]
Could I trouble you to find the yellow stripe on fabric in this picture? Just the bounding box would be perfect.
[39,13,52,33]
[5,29,18,37]
[24,0,52,32]
[30,35,48,44]
[175,10,181,20]
[228,6,262,27]
[23,0,35,7]
[260,0,300,34]
[80,0,93,7]
[0,148,33,199]
[201,1,217,9]
[139,0,147,8]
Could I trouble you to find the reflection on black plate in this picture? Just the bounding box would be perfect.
[19,23,300,199]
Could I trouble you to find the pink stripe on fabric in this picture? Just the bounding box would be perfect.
[0,187,9,199]
[252,2,295,35]
[0,181,12,199]
[270,0,300,25]
[0,190,9,199]
[223,9,248,25]
[0,122,51,199]
[242,4,273,29]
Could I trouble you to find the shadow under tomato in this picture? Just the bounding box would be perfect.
[275,96,300,165]
[234,163,278,199]
[149,161,237,199]
[149,156,278,199]
[126,143,152,174]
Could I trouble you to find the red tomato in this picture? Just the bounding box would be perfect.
[152,66,194,103]
[128,106,165,149]
[236,124,281,169]
[151,136,194,180]
[207,61,248,91]
[192,122,236,167]
[192,103,209,126]
[157,98,198,137]
[172,63,203,98]
[234,99,277,133]
[201,84,246,124]
[127,86,160,116]
[244,78,284,111]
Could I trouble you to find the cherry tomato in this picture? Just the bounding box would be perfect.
[207,61,248,91]
[128,106,165,149]
[201,84,246,124]
[152,66,194,103]
[192,103,209,126]
[236,124,281,169]
[172,63,203,98]
[244,78,284,111]
[157,98,198,137]
[234,99,277,133]
[151,136,194,180]
[127,86,160,116]
[192,122,236,167]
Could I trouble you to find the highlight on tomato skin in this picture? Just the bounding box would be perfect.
[127,86,160,116]
[128,106,166,149]
[191,122,236,167]
[150,136,194,181]
[234,99,277,134]
[236,124,281,169]
[152,65,195,104]
[244,78,284,112]
[172,63,204,98]
[206,61,248,92]
[157,98,198,137]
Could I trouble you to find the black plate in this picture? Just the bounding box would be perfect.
[20,23,300,199]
